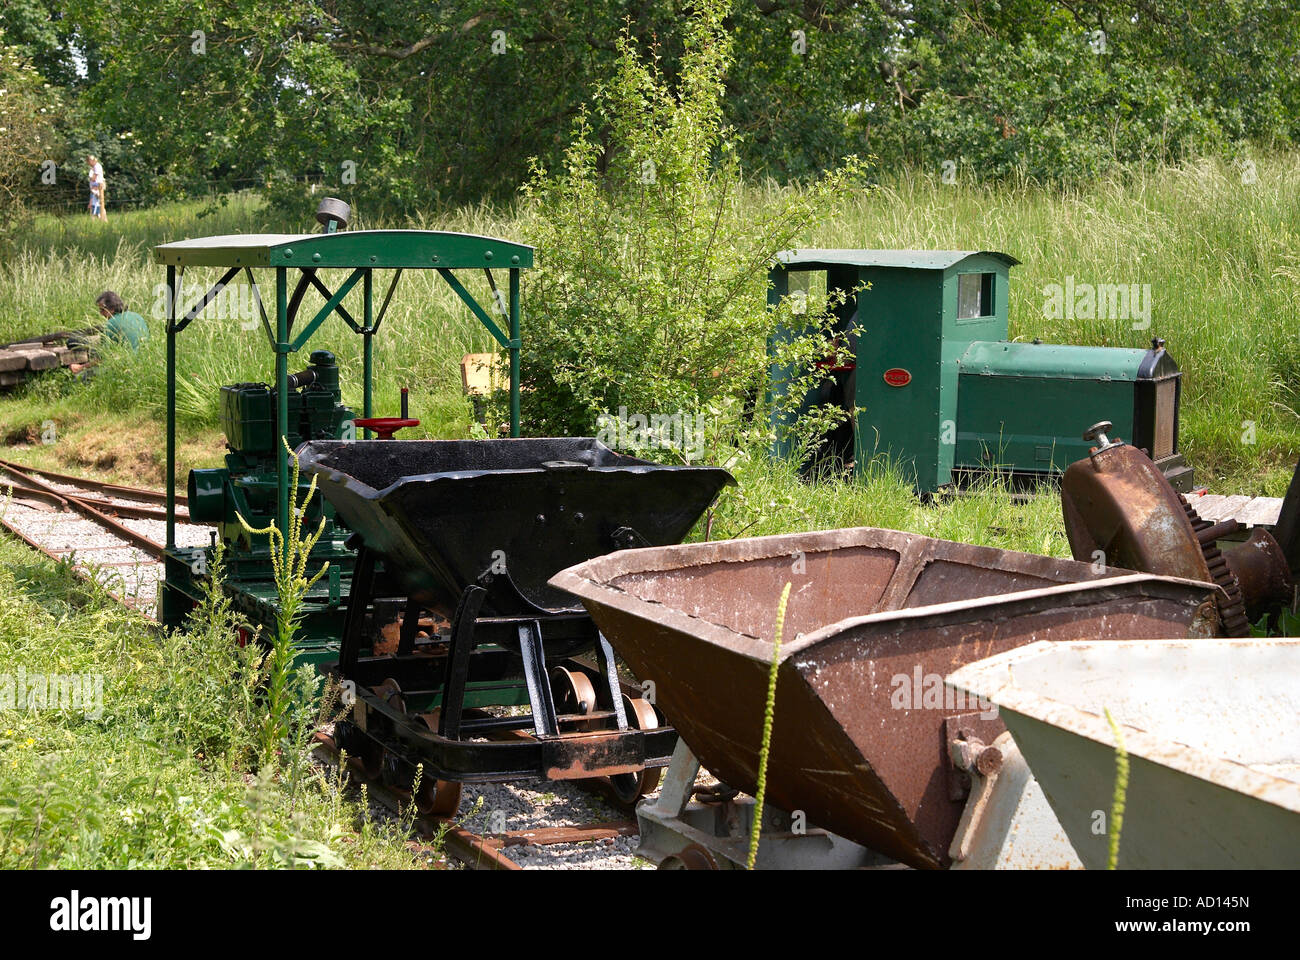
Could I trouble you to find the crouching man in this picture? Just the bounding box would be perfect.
[69,291,149,374]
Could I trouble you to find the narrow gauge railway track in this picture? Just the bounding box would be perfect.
[0,458,653,870]
[0,457,212,615]
[312,731,648,871]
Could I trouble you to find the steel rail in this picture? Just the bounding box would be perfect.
[0,457,189,506]
[1,479,182,522]
[0,503,156,618]
[0,461,172,560]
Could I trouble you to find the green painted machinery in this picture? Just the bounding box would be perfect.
[150,202,716,798]
[155,199,532,663]
[181,349,358,658]
[189,349,355,546]
[768,250,1192,494]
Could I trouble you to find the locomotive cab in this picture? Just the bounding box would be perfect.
[767,249,1192,493]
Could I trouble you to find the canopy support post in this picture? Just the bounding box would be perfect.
[363,269,374,439]
[509,267,520,437]
[276,267,290,559]
[166,264,178,550]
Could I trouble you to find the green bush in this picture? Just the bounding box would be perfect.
[514,0,865,461]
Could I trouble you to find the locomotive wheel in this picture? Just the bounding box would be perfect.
[609,695,662,805]
[550,666,598,730]
[658,843,719,871]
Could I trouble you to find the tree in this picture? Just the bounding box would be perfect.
[0,31,60,250]
[59,0,881,208]
[862,0,1300,181]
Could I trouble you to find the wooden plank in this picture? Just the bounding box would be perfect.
[0,370,29,386]
[49,346,88,366]
[10,348,59,371]
[0,350,26,373]
[496,820,639,848]
[1186,493,1225,517]
[1187,492,1284,528]
[1234,497,1284,527]
[1197,494,1252,522]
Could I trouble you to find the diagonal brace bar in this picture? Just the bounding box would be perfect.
[173,266,241,332]
[372,269,402,333]
[290,268,365,351]
[438,268,514,348]
[306,272,364,334]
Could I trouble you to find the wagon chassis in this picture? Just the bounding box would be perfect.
[336,672,676,786]
[332,546,675,792]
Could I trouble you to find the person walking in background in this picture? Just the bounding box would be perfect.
[86,156,98,218]
[68,291,147,374]
[87,155,107,222]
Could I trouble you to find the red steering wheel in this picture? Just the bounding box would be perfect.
[353,417,420,440]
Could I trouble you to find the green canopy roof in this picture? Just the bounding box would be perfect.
[153,229,535,270]
[775,249,1020,270]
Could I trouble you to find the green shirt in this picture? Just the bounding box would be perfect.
[105,310,148,350]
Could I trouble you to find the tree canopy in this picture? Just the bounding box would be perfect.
[4,1,1299,211]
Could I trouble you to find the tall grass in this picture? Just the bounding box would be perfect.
[0,193,515,445]
[710,454,1073,558]
[0,534,419,868]
[1,154,1297,497]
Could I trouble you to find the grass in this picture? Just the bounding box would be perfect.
[708,452,1073,557]
[0,533,425,869]
[0,155,1297,868]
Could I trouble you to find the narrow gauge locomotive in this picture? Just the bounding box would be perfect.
[155,200,731,809]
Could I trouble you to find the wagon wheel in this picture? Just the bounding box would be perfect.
[415,778,464,819]
[411,713,464,818]
[331,719,358,756]
[334,720,382,780]
[609,694,662,806]
[372,677,406,714]
[550,666,598,731]
[381,750,411,790]
[658,843,719,871]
